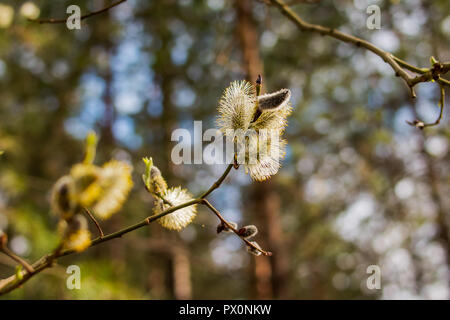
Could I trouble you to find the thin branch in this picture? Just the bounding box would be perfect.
[391,55,429,75]
[0,244,34,274]
[28,0,127,24]
[200,164,233,199]
[201,199,272,256]
[267,0,450,97]
[83,208,104,238]
[67,199,203,257]
[407,85,445,129]
[409,63,450,87]
[143,184,174,206]
[424,85,445,127]
[268,0,415,95]
[154,192,174,206]
[393,56,450,88]
[0,198,202,295]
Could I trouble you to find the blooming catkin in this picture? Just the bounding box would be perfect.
[58,214,91,252]
[153,187,197,231]
[51,160,133,220]
[217,80,257,133]
[50,175,77,220]
[50,132,133,252]
[217,80,292,181]
[238,225,258,239]
[149,166,168,196]
[91,160,133,220]
[246,241,263,256]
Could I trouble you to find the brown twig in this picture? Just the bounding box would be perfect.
[392,56,450,87]
[266,0,450,99]
[201,199,272,256]
[83,208,104,238]
[200,164,233,198]
[28,0,127,24]
[0,161,239,296]
[0,198,202,295]
[0,243,35,274]
[407,85,446,129]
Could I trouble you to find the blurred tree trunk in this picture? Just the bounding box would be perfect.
[423,146,450,293]
[98,13,116,153]
[141,239,192,299]
[418,3,450,293]
[235,0,291,299]
[147,2,193,299]
[97,19,127,264]
[100,51,115,151]
[171,246,193,299]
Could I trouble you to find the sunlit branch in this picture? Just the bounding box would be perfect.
[0,161,238,296]
[266,0,450,104]
[200,164,233,199]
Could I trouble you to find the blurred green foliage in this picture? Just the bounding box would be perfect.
[0,0,450,299]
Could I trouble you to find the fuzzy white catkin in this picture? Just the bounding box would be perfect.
[217,80,292,181]
[154,187,197,231]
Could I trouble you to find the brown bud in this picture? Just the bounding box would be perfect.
[233,154,240,170]
[246,241,262,256]
[238,225,258,239]
[217,222,237,234]
[217,223,225,234]
[50,175,76,220]
[256,74,262,85]
[406,119,424,129]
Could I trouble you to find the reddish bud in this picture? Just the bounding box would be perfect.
[238,225,258,239]
[217,222,237,234]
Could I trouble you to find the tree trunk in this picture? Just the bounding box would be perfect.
[235,0,291,299]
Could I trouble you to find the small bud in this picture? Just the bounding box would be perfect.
[256,75,262,96]
[233,154,240,170]
[217,221,237,234]
[216,223,225,234]
[142,157,153,187]
[15,265,24,281]
[406,119,425,129]
[246,241,262,256]
[257,88,291,112]
[238,225,258,239]
[142,157,168,196]
[256,74,262,85]
[50,176,77,220]
[83,131,98,164]
[430,56,438,66]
